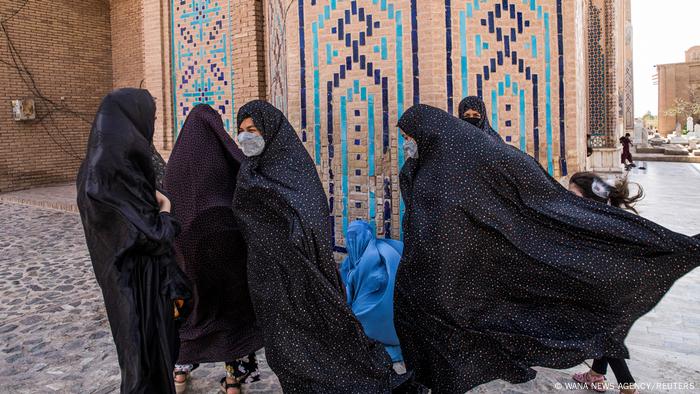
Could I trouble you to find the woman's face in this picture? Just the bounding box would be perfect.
[462,109,481,120]
[568,182,584,197]
[236,117,262,144]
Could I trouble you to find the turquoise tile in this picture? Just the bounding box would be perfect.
[519,88,527,151]
[395,14,404,117]
[491,90,498,132]
[381,37,388,60]
[544,12,553,175]
[460,10,468,97]
[368,95,375,177]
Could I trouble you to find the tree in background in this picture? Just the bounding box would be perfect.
[665,87,700,130]
[641,110,658,129]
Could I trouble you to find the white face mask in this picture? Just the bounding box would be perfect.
[237,132,265,157]
[403,139,418,159]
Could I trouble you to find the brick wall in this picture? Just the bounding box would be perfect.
[232,0,267,105]
[110,0,144,88]
[111,0,174,151]
[142,0,173,150]
[0,0,113,192]
[657,62,700,135]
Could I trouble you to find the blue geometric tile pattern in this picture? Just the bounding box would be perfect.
[447,0,567,175]
[171,0,235,138]
[298,0,419,250]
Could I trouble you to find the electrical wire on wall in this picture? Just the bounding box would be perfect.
[1,0,90,162]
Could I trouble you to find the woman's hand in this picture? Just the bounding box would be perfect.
[155,190,171,213]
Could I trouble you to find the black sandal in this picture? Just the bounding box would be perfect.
[220,376,242,394]
[173,368,192,394]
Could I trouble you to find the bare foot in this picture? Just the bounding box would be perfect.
[174,371,188,384]
[221,376,241,394]
[227,377,241,394]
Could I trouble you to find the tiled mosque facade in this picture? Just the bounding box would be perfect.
[159,0,631,246]
[2,1,635,244]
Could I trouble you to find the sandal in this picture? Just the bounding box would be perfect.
[220,376,242,394]
[174,364,194,394]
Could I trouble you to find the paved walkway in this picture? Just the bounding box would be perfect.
[0,162,698,393]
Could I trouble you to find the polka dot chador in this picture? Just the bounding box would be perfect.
[394,104,700,393]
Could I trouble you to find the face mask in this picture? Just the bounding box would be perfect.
[464,117,481,127]
[403,139,418,159]
[237,132,265,157]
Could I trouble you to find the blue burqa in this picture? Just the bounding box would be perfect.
[340,220,403,362]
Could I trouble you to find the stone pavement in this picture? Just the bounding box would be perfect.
[0,162,698,393]
[0,183,78,213]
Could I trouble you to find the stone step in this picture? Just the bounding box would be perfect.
[636,146,665,154]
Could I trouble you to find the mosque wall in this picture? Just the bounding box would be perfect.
[271,0,588,247]
[111,0,146,90]
[585,0,617,149]
[2,0,627,204]
[169,0,267,137]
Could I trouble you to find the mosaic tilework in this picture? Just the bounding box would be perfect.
[171,0,235,137]
[624,59,633,128]
[289,0,419,250]
[586,0,616,148]
[277,0,598,246]
[622,1,634,132]
[266,0,289,115]
[447,0,567,175]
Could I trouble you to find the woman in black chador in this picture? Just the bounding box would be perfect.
[164,104,263,394]
[231,101,405,393]
[394,104,700,394]
[77,88,191,394]
[457,95,502,141]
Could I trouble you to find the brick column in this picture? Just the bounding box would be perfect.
[232,0,268,109]
[110,0,145,89]
[143,0,173,151]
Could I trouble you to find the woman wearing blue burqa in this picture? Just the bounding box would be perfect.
[340,220,403,363]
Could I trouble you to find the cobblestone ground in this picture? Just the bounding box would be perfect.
[0,204,280,394]
[0,162,699,393]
